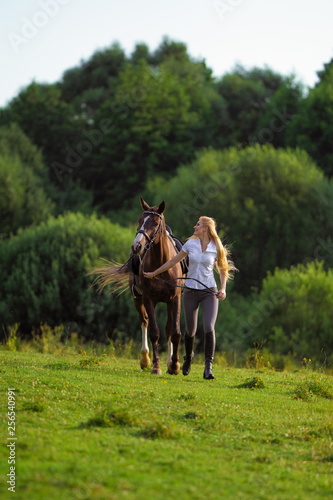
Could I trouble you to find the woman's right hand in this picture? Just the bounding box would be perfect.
[143,271,155,279]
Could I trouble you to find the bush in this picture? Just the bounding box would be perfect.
[254,261,333,364]
[0,212,139,342]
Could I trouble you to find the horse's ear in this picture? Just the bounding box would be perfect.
[140,197,149,211]
[158,201,165,214]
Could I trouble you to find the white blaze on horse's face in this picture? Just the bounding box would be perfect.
[132,216,149,254]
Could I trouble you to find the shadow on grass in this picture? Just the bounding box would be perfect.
[233,376,266,389]
[77,405,183,440]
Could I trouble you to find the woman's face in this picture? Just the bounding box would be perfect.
[193,219,207,237]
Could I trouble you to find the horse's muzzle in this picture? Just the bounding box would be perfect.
[132,242,142,255]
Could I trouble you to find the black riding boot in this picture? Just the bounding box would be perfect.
[182,333,194,376]
[203,331,216,380]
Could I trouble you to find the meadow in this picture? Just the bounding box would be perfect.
[1,346,332,500]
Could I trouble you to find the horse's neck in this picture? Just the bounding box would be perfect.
[150,233,173,265]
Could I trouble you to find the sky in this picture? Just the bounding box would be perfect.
[1,0,333,107]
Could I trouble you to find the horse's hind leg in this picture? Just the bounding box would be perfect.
[145,301,162,375]
[134,298,151,369]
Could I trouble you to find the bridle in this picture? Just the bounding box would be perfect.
[135,210,164,256]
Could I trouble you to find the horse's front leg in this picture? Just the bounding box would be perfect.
[145,300,162,375]
[133,297,151,369]
[167,337,173,370]
[140,323,150,369]
[166,296,181,375]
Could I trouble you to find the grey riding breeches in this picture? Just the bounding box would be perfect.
[182,287,218,337]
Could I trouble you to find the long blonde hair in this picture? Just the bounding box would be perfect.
[193,216,237,281]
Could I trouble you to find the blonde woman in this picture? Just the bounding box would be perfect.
[144,216,236,379]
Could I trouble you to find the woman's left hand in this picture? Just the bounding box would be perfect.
[217,289,226,300]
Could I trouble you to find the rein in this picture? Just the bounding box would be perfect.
[154,276,219,297]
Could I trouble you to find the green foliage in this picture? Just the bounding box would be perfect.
[85,56,219,210]
[256,76,305,147]
[3,323,21,351]
[0,154,54,236]
[256,261,333,363]
[147,144,333,293]
[0,124,54,235]
[292,379,333,401]
[217,65,286,146]
[236,376,265,389]
[0,122,46,177]
[0,212,138,340]
[287,60,333,176]
[0,82,76,169]
[60,42,126,105]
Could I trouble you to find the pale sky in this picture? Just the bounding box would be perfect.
[1,0,333,107]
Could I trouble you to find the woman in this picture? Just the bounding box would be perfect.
[144,216,236,379]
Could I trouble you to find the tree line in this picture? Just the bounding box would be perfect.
[0,37,332,363]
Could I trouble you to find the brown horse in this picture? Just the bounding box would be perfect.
[92,197,185,375]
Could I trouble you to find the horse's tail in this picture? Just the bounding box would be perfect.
[89,258,130,295]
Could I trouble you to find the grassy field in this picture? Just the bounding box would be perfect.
[1,350,332,500]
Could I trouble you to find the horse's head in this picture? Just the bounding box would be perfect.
[131,197,166,256]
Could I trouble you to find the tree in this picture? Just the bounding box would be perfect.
[0,82,77,172]
[130,42,151,65]
[159,51,227,150]
[287,61,333,177]
[255,76,304,148]
[60,42,126,105]
[216,65,285,146]
[150,37,191,65]
[0,155,54,236]
[0,85,96,214]
[79,59,199,210]
[0,124,54,235]
[0,122,46,177]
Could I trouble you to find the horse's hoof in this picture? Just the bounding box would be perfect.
[167,362,180,375]
[140,359,151,370]
[151,368,162,375]
[140,352,151,370]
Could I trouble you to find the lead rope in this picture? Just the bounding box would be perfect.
[154,275,219,297]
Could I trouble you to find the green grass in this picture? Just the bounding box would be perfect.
[1,351,333,500]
